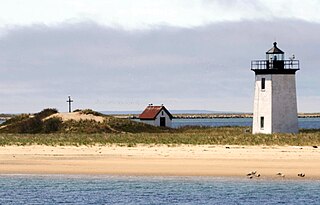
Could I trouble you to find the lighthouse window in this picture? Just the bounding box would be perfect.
[260,117,264,129]
[261,78,265,90]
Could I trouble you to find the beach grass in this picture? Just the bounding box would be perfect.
[0,127,319,146]
[1,109,319,146]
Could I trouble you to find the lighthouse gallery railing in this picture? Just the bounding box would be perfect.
[251,60,300,70]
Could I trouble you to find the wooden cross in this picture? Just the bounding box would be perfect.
[67,96,73,113]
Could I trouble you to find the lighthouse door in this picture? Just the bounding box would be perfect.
[160,117,166,127]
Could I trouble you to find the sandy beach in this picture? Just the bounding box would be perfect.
[0,145,319,179]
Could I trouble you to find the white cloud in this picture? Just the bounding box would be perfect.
[0,0,320,30]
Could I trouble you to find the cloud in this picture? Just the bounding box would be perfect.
[0,20,319,113]
[1,0,320,30]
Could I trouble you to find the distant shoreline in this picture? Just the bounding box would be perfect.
[115,113,320,119]
[1,113,320,121]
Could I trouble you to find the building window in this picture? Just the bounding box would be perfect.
[162,111,164,115]
[261,78,265,90]
[260,116,264,129]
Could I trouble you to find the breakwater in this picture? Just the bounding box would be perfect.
[174,113,320,119]
[115,113,320,119]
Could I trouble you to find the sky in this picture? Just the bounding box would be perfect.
[0,0,320,113]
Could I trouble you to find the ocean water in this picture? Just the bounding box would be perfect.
[0,175,319,205]
[172,118,320,129]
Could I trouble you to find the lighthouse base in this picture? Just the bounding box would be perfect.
[252,74,298,134]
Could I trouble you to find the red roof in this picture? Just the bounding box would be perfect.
[139,105,173,120]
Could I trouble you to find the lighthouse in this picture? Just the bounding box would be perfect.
[251,42,300,134]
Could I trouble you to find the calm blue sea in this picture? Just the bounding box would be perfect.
[172,118,320,129]
[134,118,320,129]
[0,175,319,205]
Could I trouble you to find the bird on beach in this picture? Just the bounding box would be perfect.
[247,171,255,176]
[276,172,285,177]
[247,171,260,178]
[298,173,305,177]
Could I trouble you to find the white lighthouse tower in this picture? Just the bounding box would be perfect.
[251,42,300,134]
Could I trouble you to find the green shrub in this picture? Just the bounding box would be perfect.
[1,109,58,134]
[78,109,105,117]
[107,117,167,133]
[0,116,42,133]
[18,116,43,134]
[43,117,62,133]
[1,114,30,126]
[36,108,58,119]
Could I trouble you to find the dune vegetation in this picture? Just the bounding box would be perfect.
[0,109,319,146]
[0,108,167,134]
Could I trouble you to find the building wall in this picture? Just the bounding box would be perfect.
[154,110,172,127]
[139,119,156,126]
[252,74,298,134]
[252,75,272,134]
[140,109,172,127]
[271,74,298,133]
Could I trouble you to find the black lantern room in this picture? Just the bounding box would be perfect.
[266,42,284,61]
[251,42,299,74]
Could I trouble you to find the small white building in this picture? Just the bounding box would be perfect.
[251,42,299,134]
[139,105,173,127]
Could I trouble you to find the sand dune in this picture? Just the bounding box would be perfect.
[46,112,105,122]
[0,145,319,179]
